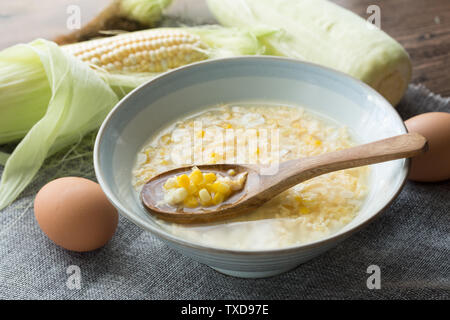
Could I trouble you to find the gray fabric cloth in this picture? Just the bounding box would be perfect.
[0,84,449,300]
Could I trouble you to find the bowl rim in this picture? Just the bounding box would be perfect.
[94,55,409,256]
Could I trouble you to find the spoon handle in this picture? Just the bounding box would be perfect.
[263,132,427,194]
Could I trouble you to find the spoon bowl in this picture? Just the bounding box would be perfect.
[141,163,260,223]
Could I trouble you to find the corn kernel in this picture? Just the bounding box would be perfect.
[207,158,217,164]
[198,188,212,202]
[299,206,309,214]
[212,192,225,205]
[205,183,215,194]
[186,184,198,195]
[165,187,188,205]
[304,135,322,147]
[164,177,178,189]
[175,188,188,201]
[301,198,315,206]
[189,168,203,185]
[160,134,171,144]
[227,169,236,176]
[183,196,198,208]
[291,120,302,128]
[203,172,216,183]
[176,174,190,189]
[212,181,231,195]
[200,199,212,206]
[196,130,205,138]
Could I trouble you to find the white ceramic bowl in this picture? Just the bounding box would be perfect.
[94,57,408,278]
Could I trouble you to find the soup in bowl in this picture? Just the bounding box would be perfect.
[94,57,408,278]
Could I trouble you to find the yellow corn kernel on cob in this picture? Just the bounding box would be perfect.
[63,29,208,73]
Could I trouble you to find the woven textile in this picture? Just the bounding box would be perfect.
[0,84,449,299]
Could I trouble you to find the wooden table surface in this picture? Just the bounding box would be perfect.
[1,0,449,97]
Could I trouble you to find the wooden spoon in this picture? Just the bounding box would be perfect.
[141,132,427,224]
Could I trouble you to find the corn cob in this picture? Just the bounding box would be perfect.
[63,29,208,73]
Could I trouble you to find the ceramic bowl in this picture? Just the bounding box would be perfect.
[94,56,408,278]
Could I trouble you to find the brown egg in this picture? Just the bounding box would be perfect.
[34,177,118,252]
[405,112,450,182]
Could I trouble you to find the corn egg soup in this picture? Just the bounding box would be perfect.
[133,104,369,250]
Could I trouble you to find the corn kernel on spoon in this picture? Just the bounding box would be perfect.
[141,132,427,224]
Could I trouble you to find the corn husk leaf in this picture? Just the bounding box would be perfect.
[119,0,172,25]
[0,48,51,144]
[0,152,9,165]
[0,39,118,210]
[207,0,412,105]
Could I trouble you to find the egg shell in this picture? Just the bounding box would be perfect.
[405,112,450,182]
[34,177,118,252]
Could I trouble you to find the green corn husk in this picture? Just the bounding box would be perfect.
[207,0,412,106]
[0,26,271,209]
[0,52,51,144]
[119,0,173,25]
[0,39,118,209]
